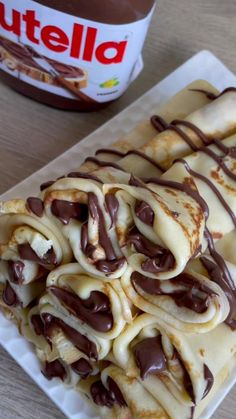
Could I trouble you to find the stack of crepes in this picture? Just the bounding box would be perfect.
[1,80,236,419]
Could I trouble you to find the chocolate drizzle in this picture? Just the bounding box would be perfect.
[31,314,45,336]
[95,258,125,273]
[81,223,97,258]
[151,110,236,168]
[71,358,93,379]
[172,349,195,403]
[95,148,126,158]
[90,380,114,408]
[129,174,146,188]
[40,172,103,192]
[131,271,216,314]
[85,157,125,172]
[135,200,154,226]
[18,243,57,266]
[2,281,20,306]
[26,197,44,217]
[190,87,236,101]
[88,193,116,261]
[51,199,88,225]
[182,361,195,404]
[127,227,175,273]
[127,227,167,258]
[142,251,175,273]
[144,177,209,219]
[201,250,236,329]
[42,360,67,381]
[199,146,236,182]
[42,313,98,360]
[40,180,55,191]
[95,147,164,173]
[133,335,167,380]
[150,115,169,132]
[172,120,210,146]
[126,150,164,172]
[107,377,127,407]
[151,116,198,151]
[190,406,196,419]
[49,286,113,333]
[90,378,126,408]
[175,158,236,227]
[105,193,119,228]
[202,364,214,399]
[67,171,104,184]
[8,260,25,284]
[171,274,215,313]
[80,193,125,273]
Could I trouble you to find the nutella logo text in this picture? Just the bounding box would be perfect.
[0,2,128,64]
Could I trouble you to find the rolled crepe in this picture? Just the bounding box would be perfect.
[189,231,236,330]
[120,87,236,176]
[111,313,236,419]
[21,305,99,383]
[81,86,236,178]
[104,132,236,280]
[87,355,236,419]
[37,87,236,279]
[36,262,132,365]
[38,294,111,365]
[118,203,236,335]
[45,263,132,339]
[40,176,128,279]
[0,275,30,328]
[121,266,229,333]
[0,199,72,308]
[79,365,168,419]
[78,79,218,173]
[21,305,59,363]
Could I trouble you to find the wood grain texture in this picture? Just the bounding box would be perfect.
[0,0,236,418]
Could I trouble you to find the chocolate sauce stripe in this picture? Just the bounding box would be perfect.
[209,138,231,154]
[168,124,198,151]
[95,148,126,157]
[151,115,201,151]
[42,313,98,359]
[84,157,126,172]
[40,172,104,191]
[125,122,235,178]
[150,114,236,163]
[125,150,164,173]
[172,120,210,146]
[175,158,236,227]
[49,286,113,333]
[150,115,169,132]
[67,172,104,184]
[131,271,216,314]
[133,335,197,403]
[91,149,164,173]
[143,176,209,218]
[190,87,236,101]
[198,147,236,181]
[204,228,236,291]
[91,113,234,177]
[80,193,126,274]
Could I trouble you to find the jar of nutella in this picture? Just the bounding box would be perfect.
[0,0,156,110]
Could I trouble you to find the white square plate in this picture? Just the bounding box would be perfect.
[1,50,236,419]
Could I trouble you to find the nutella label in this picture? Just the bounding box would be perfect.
[0,0,154,102]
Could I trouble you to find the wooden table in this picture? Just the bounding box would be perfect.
[0,0,236,418]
